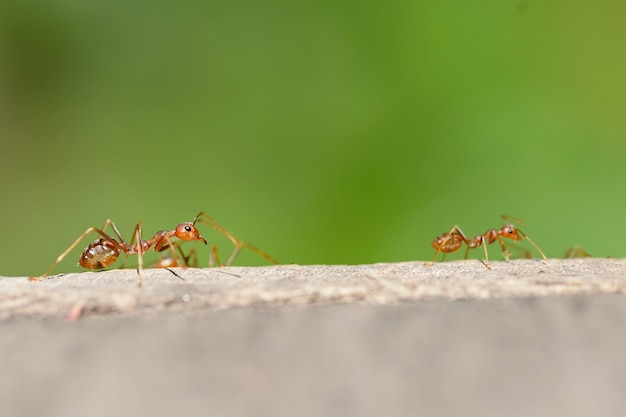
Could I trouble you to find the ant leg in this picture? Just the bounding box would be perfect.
[516,229,548,261]
[500,216,547,261]
[209,244,221,267]
[30,227,120,280]
[226,241,276,266]
[503,242,533,259]
[128,221,144,287]
[103,219,132,269]
[151,242,199,270]
[225,245,247,266]
[496,236,512,261]
[466,235,491,270]
[161,237,186,269]
[481,241,491,270]
[101,219,129,243]
[426,228,451,266]
[184,247,199,267]
[194,212,279,265]
[161,242,189,281]
[426,244,445,266]
[98,219,134,268]
[426,247,445,265]
[172,243,198,267]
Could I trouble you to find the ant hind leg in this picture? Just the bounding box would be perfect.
[30,226,121,281]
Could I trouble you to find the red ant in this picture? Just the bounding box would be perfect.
[426,215,547,269]
[30,211,278,286]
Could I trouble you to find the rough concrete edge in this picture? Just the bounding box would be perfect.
[1,259,625,320]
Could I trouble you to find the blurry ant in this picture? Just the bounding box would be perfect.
[426,215,547,269]
[30,211,278,287]
[563,246,592,258]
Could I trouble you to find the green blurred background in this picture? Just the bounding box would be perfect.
[1,0,625,277]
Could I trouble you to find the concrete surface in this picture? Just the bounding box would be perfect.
[2,259,626,416]
[5,259,626,319]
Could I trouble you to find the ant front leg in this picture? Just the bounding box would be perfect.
[193,211,279,266]
[178,246,199,268]
[205,242,239,267]
[153,241,200,269]
[516,229,548,262]
[226,240,277,266]
[160,235,192,272]
[496,236,512,261]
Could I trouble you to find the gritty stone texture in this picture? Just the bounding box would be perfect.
[2,258,626,319]
[2,259,626,417]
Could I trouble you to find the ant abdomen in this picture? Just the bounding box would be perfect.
[79,238,120,269]
[432,232,463,253]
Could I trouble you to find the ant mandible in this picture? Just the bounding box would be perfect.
[30,211,278,287]
[426,215,547,269]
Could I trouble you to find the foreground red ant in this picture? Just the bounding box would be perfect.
[30,211,278,286]
[426,215,547,269]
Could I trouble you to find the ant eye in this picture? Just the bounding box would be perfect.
[184,225,191,232]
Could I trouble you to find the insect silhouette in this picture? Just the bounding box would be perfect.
[426,215,547,269]
[563,246,592,259]
[30,211,278,286]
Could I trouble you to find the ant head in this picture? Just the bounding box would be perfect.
[500,224,522,241]
[175,222,208,244]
